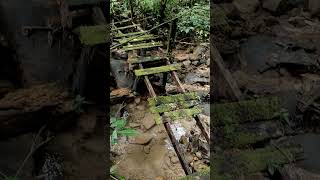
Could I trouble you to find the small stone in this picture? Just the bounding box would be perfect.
[155,176,166,180]
[182,60,191,67]
[143,145,151,154]
[179,135,189,145]
[131,133,153,145]
[193,156,199,161]
[134,97,141,104]
[136,104,145,111]
[192,61,199,65]
[129,122,140,128]
[141,113,155,130]
[170,156,179,164]
[196,152,202,159]
[186,154,194,164]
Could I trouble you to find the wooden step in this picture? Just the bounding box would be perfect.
[148,92,200,106]
[114,31,146,38]
[134,64,181,77]
[123,42,162,51]
[76,25,108,46]
[163,107,203,121]
[118,34,158,44]
[111,24,140,31]
[128,55,167,64]
[149,100,199,113]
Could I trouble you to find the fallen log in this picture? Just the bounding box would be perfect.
[0,83,76,139]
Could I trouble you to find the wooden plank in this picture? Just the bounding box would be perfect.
[118,34,158,44]
[123,42,163,51]
[212,97,281,126]
[148,92,200,106]
[134,64,181,76]
[111,24,139,31]
[149,100,199,113]
[163,107,203,121]
[212,44,242,101]
[114,31,146,38]
[128,55,167,64]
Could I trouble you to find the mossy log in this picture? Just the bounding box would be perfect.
[148,92,200,106]
[0,83,76,139]
[134,64,181,76]
[214,120,284,148]
[163,107,203,121]
[128,55,167,64]
[211,145,303,180]
[212,97,281,126]
[149,100,199,113]
[118,34,158,44]
[114,31,146,38]
[123,41,163,51]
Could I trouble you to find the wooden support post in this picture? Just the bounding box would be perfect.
[129,0,134,20]
[138,64,156,97]
[166,18,177,58]
[163,72,168,88]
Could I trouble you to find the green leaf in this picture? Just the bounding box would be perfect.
[111,119,127,130]
[118,129,139,137]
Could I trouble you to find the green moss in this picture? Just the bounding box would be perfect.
[118,34,158,44]
[211,146,299,179]
[123,41,163,51]
[163,107,203,121]
[212,97,280,126]
[180,167,210,180]
[77,25,108,46]
[134,64,181,76]
[148,92,200,106]
[149,100,199,113]
[114,31,146,38]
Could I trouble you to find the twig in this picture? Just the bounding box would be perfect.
[14,126,54,178]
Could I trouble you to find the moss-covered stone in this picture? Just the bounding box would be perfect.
[77,25,108,46]
[148,92,200,107]
[134,64,181,76]
[149,100,199,113]
[212,97,281,126]
[211,145,301,180]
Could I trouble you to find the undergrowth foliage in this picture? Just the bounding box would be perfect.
[110,117,139,145]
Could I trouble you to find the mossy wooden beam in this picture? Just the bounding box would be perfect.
[214,120,283,148]
[212,97,281,126]
[211,144,302,180]
[134,64,181,77]
[114,31,146,38]
[148,92,200,106]
[149,100,199,113]
[128,55,167,64]
[77,25,108,46]
[123,41,163,51]
[111,24,139,31]
[163,107,203,121]
[118,34,158,44]
[67,0,102,6]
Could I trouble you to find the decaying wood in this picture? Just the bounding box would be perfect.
[0,83,76,139]
[212,44,242,101]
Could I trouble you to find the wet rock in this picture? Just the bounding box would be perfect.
[131,133,153,145]
[233,0,260,13]
[191,45,208,61]
[134,97,141,104]
[182,60,191,68]
[186,154,194,164]
[196,152,202,159]
[179,135,189,145]
[170,156,179,164]
[142,113,155,130]
[308,0,320,16]
[185,73,209,85]
[143,145,151,154]
[192,61,199,66]
[136,104,145,111]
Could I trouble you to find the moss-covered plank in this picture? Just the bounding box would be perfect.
[114,31,146,38]
[118,34,158,44]
[134,64,181,76]
[111,24,139,31]
[123,41,163,51]
[163,107,203,121]
[148,92,200,106]
[212,97,281,126]
[128,55,167,64]
[214,120,283,148]
[77,25,108,46]
[149,100,199,113]
[211,145,302,180]
[67,0,102,6]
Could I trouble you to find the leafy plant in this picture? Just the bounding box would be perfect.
[110,117,139,145]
